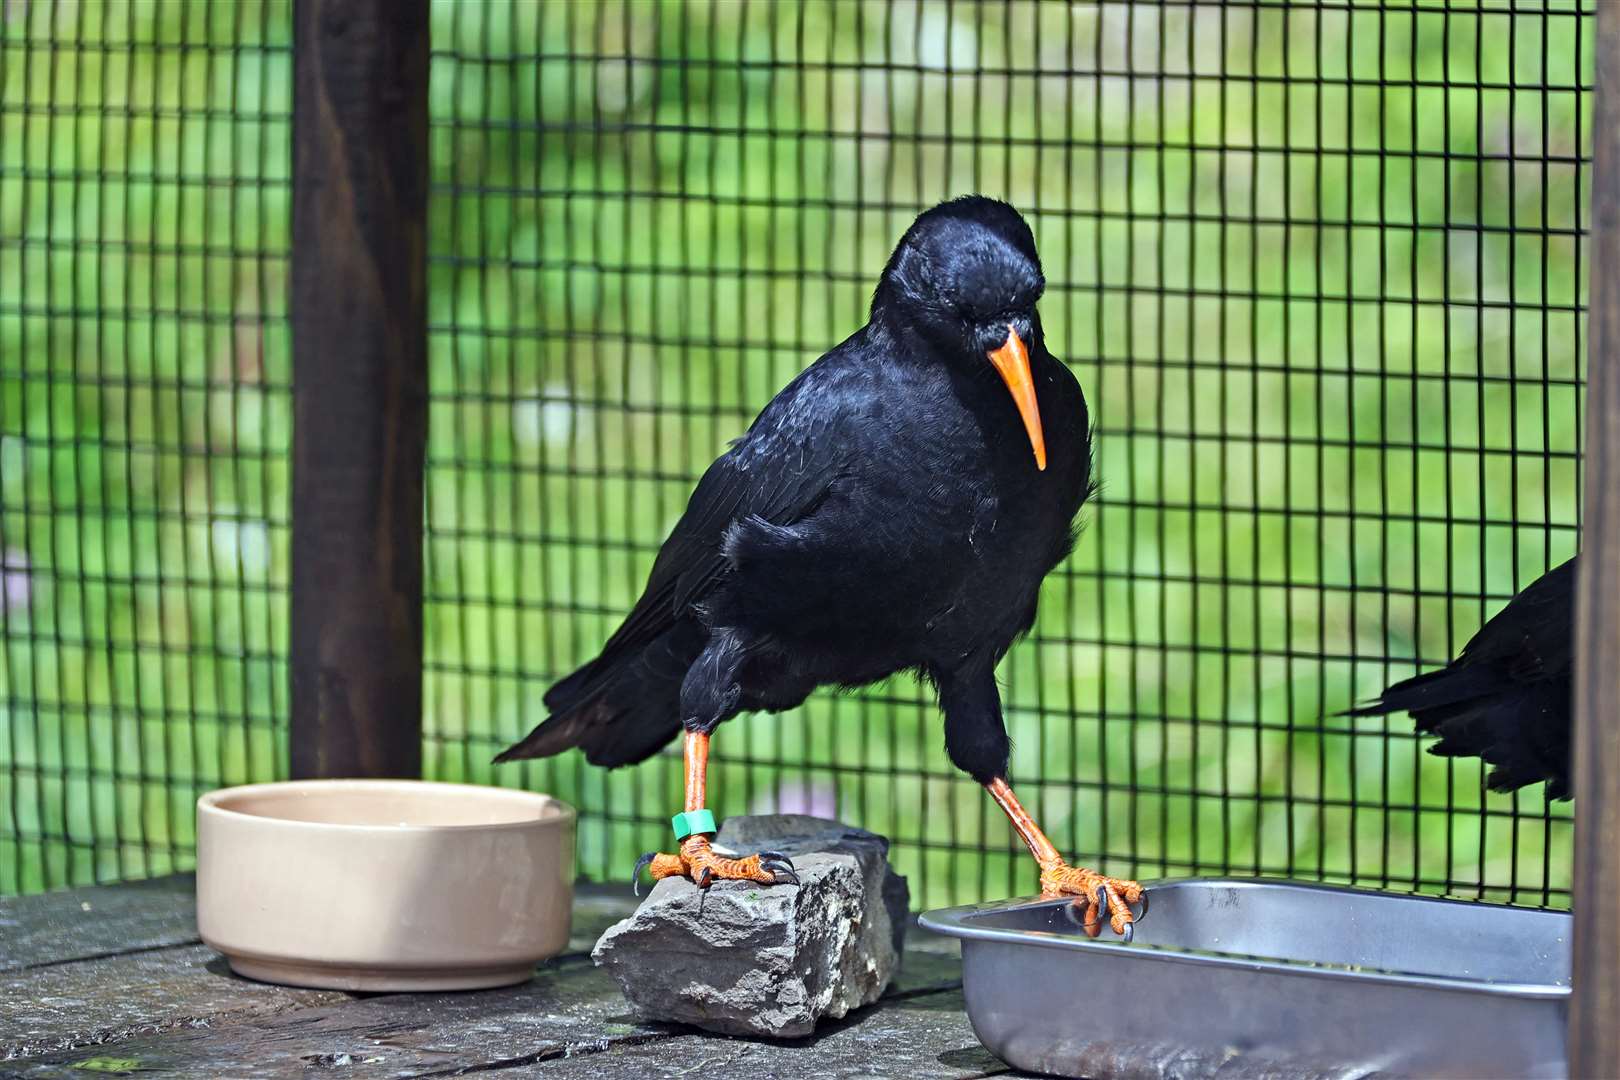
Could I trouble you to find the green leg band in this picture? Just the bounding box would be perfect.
[672,809,717,840]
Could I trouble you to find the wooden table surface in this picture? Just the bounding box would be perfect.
[1,876,1021,1079]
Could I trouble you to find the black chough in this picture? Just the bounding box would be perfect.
[498,196,1143,938]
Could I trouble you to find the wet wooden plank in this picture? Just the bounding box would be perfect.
[10,965,978,1080]
[7,931,961,1076]
[4,878,966,1076]
[509,989,1011,1080]
[567,884,640,953]
[393,989,1003,1080]
[1,882,640,1062]
[889,939,962,996]
[0,875,198,973]
[1,944,351,1062]
[8,957,664,1078]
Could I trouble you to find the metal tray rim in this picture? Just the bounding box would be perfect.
[919,877,1570,1000]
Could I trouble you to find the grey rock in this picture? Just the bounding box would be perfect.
[591,814,910,1038]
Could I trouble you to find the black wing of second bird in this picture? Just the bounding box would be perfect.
[494,347,861,767]
[1346,557,1576,799]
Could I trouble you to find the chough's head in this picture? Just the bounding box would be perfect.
[875,196,1048,470]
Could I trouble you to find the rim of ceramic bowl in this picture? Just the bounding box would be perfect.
[197,778,576,835]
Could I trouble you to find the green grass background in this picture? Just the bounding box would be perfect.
[0,0,1592,909]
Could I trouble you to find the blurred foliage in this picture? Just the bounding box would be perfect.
[0,0,1593,908]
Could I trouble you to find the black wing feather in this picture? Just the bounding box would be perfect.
[497,350,861,764]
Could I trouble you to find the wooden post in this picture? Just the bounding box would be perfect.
[1574,3,1620,1073]
[288,0,429,779]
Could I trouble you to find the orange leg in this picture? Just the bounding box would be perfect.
[986,777,1144,940]
[634,732,798,891]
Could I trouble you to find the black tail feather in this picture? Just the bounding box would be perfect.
[496,625,700,768]
[1344,558,1576,799]
[1345,663,1572,799]
[1344,663,1506,722]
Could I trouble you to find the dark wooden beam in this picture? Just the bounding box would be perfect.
[289,0,429,779]
[1573,3,1620,1073]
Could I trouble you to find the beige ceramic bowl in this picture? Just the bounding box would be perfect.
[196,779,574,992]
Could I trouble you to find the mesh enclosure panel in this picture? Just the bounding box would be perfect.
[0,1,1593,910]
[424,1,1591,911]
[0,1,293,895]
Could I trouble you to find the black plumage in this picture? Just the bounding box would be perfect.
[498,196,1088,783]
[1346,557,1575,799]
[499,196,1143,936]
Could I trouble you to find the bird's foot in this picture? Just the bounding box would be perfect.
[632,835,799,894]
[1041,863,1146,941]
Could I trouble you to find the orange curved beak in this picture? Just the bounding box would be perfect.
[986,325,1046,471]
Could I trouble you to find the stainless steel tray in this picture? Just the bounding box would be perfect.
[920,878,1569,1079]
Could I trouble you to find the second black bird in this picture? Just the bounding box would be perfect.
[1347,557,1575,799]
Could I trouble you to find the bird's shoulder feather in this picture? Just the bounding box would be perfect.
[559,333,876,681]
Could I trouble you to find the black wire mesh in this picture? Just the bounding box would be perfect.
[0,1,292,895]
[0,1,1593,910]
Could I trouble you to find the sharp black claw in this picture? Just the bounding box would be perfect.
[1095,884,1110,915]
[1121,920,1134,943]
[758,854,799,885]
[632,852,656,896]
[1131,890,1149,924]
[696,865,714,889]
